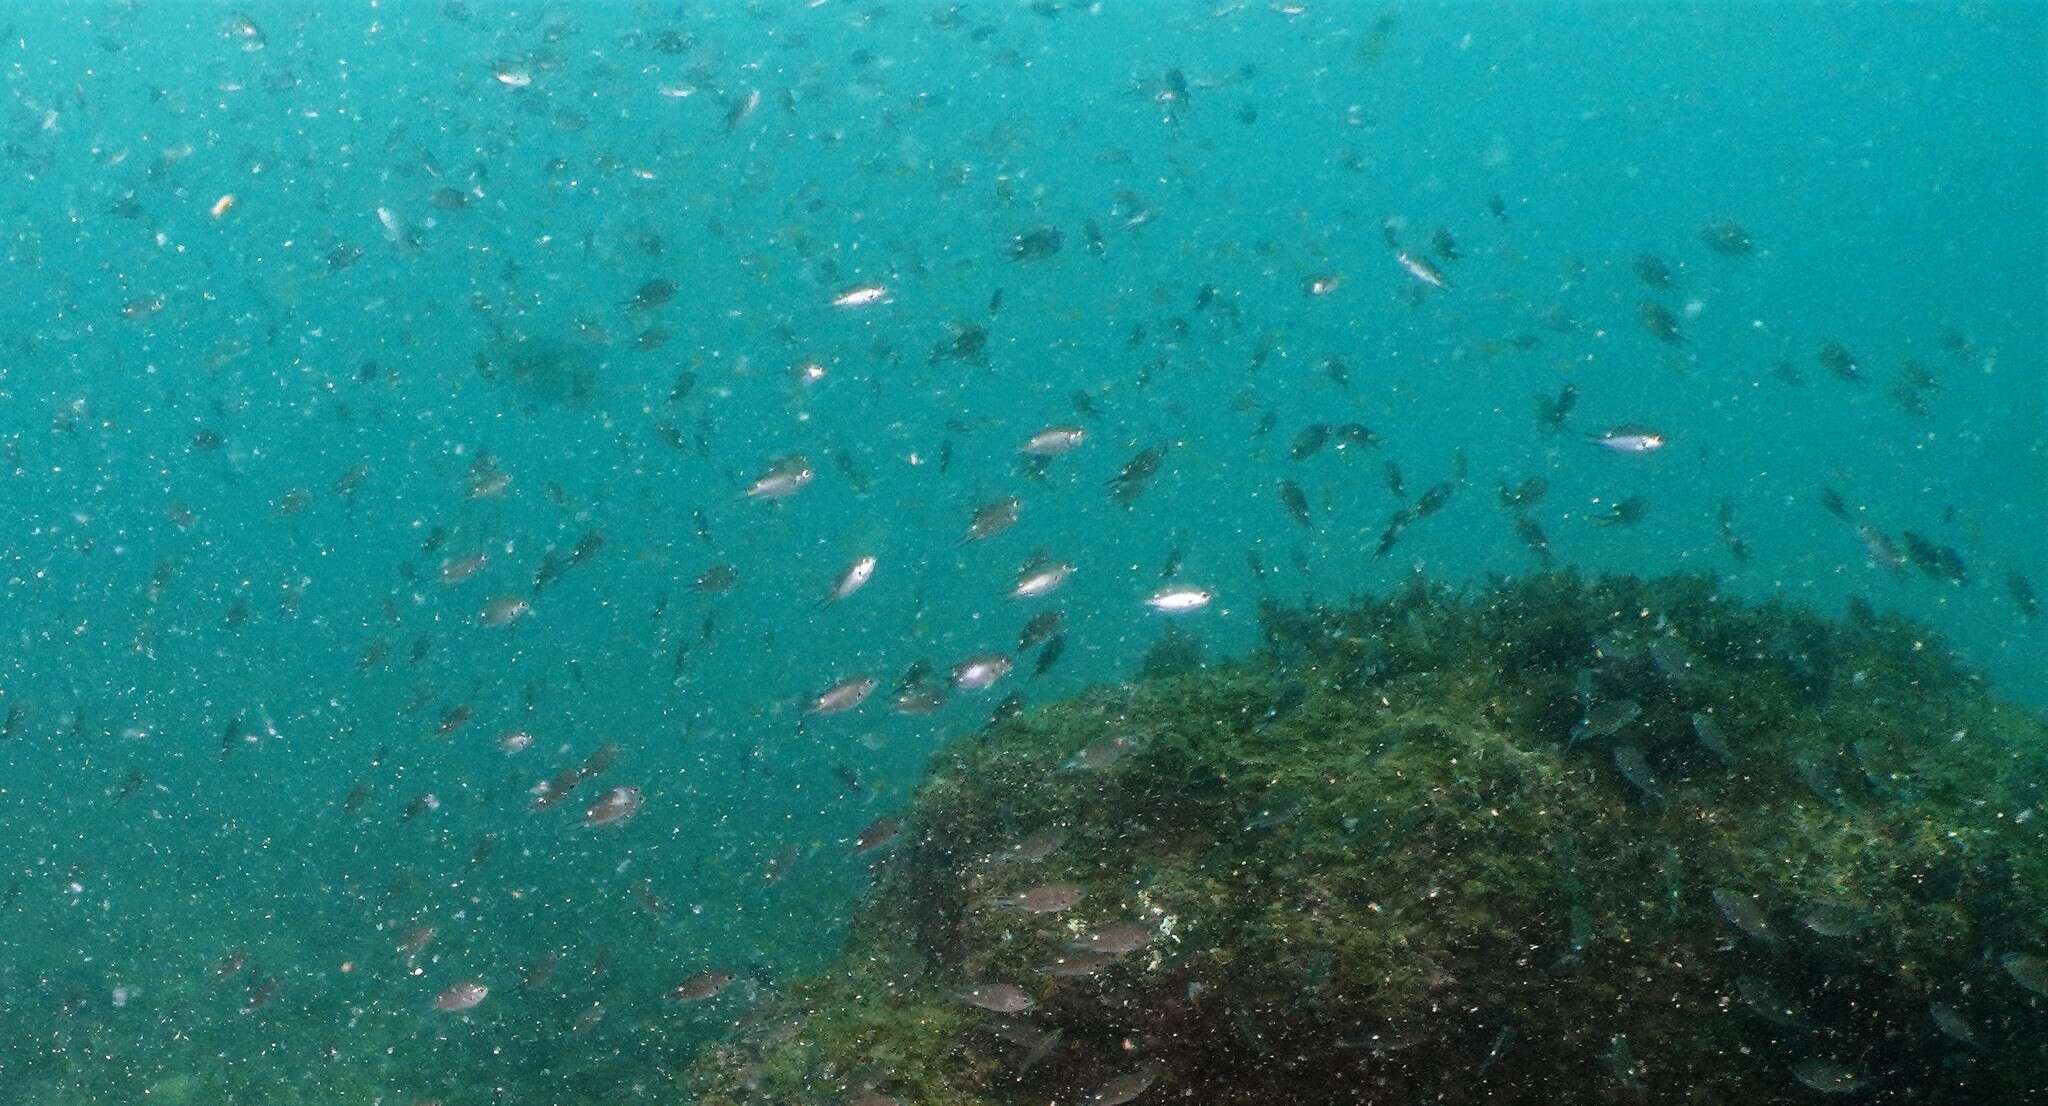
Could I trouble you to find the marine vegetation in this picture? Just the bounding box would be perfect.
[688,571,2048,1105]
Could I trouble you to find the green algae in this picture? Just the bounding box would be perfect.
[688,572,2048,1105]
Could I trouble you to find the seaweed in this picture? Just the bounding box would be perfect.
[688,572,2048,1105]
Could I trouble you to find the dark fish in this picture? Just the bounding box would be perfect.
[625,278,676,311]
[1372,509,1412,559]
[1498,476,1546,509]
[1006,227,1063,261]
[1638,301,1688,346]
[1711,887,1782,948]
[1610,744,1664,808]
[1700,220,1752,255]
[929,322,988,366]
[1430,226,1460,262]
[1320,355,1349,388]
[1819,487,1850,521]
[1018,610,1064,652]
[1534,383,1577,432]
[852,816,900,855]
[1817,339,1862,384]
[667,370,697,403]
[1033,633,1065,677]
[1332,422,1381,450]
[1413,480,1456,519]
[1633,254,1675,288]
[2008,571,2040,617]
[670,970,736,1002]
[1108,446,1167,507]
[1277,479,1311,528]
[960,497,1022,543]
[1384,461,1406,500]
[1289,423,1329,461]
[1513,515,1551,564]
[1590,496,1648,527]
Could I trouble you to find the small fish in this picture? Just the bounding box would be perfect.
[1929,1002,1981,1049]
[2008,571,2040,617]
[821,555,877,605]
[1736,975,1811,1030]
[960,497,1022,543]
[1569,699,1640,745]
[1589,495,1649,527]
[1534,383,1578,433]
[1798,902,1869,939]
[1638,301,1688,346]
[1383,461,1407,500]
[1700,220,1752,255]
[670,970,736,1002]
[1610,744,1664,808]
[1277,479,1311,528]
[989,883,1082,914]
[852,815,901,855]
[1587,425,1667,454]
[744,455,814,500]
[432,981,488,1013]
[957,983,1035,1014]
[1087,1061,1163,1106]
[625,277,677,311]
[1070,923,1153,955]
[808,676,878,716]
[583,786,643,828]
[1790,1059,1863,1095]
[1689,712,1735,763]
[1289,423,1330,461]
[1021,426,1086,456]
[1146,585,1212,614]
[1007,227,1064,261]
[1395,250,1448,289]
[1012,556,1074,600]
[1063,734,1140,771]
[951,653,1014,691]
[1633,253,1675,288]
[1108,446,1168,506]
[830,282,889,308]
[2004,951,2048,996]
[694,564,739,593]
[479,595,532,628]
[1817,339,1862,384]
[1033,634,1066,678]
[1711,887,1783,949]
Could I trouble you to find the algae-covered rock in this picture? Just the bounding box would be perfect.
[689,573,2048,1104]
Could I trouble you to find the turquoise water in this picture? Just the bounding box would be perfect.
[0,2,2041,1103]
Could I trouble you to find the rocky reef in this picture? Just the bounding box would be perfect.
[688,572,2048,1104]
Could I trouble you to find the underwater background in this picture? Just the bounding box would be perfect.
[0,2,2042,1104]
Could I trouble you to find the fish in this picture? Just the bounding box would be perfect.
[1711,887,1783,948]
[1146,585,1212,614]
[1069,923,1153,955]
[1569,699,1640,745]
[1033,634,1066,678]
[1736,975,1811,1030]
[988,883,1082,914]
[1637,301,1688,346]
[2004,951,2048,996]
[1384,461,1407,500]
[1021,426,1086,456]
[1817,339,1862,384]
[1689,712,1735,763]
[744,455,814,500]
[1395,250,1448,289]
[830,282,889,308]
[1534,384,1579,432]
[1798,902,1869,939]
[1633,254,1675,288]
[1589,496,1649,527]
[1088,1061,1164,1106]
[852,816,901,855]
[951,653,1014,691]
[1289,423,1329,461]
[808,676,878,716]
[1108,446,1168,506]
[2008,571,2040,617]
[670,970,736,1002]
[694,564,739,593]
[479,595,532,628]
[1929,1002,1981,1049]
[1064,734,1140,771]
[1610,744,1664,808]
[1790,1059,1863,1095]
[432,981,488,1013]
[960,497,1022,543]
[1587,426,1667,454]
[1277,479,1311,528]
[1007,227,1064,261]
[821,555,877,605]
[956,983,1035,1014]
[1012,556,1074,600]
[1700,220,1753,254]
[583,787,643,828]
